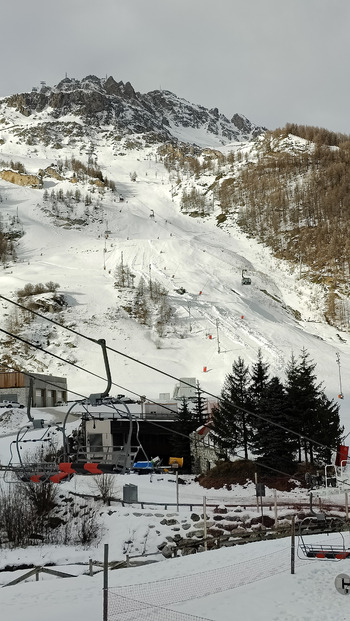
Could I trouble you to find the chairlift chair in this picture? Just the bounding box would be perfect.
[298,514,350,560]
[3,339,141,483]
[241,269,251,285]
[61,397,141,475]
[5,421,64,484]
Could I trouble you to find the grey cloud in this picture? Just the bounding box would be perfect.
[1,0,350,133]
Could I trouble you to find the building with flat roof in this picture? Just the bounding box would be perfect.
[173,377,197,400]
[0,371,67,407]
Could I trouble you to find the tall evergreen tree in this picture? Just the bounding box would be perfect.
[133,277,149,325]
[171,398,198,473]
[285,349,343,464]
[284,352,305,462]
[249,349,270,447]
[212,356,251,459]
[192,381,207,427]
[250,349,270,408]
[251,376,297,473]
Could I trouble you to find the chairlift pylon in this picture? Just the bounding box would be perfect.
[336,353,344,399]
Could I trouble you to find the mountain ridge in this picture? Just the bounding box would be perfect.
[2,74,266,146]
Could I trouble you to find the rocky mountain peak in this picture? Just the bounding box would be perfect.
[231,113,265,137]
[2,75,266,147]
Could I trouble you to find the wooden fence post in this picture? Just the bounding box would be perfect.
[203,496,207,551]
[274,489,278,528]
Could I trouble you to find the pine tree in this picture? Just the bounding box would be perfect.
[248,349,270,453]
[133,277,149,325]
[114,258,127,288]
[171,398,197,472]
[192,381,207,426]
[251,376,296,473]
[212,356,251,459]
[284,353,304,462]
[155,292,172,337]
[250,349,270,408]
[285,349,343,464]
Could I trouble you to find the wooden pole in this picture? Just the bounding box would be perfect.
[260,493,264,518]
[103,544,109,621]
[176,469,179,511]
[291,516,295,575]
[274,489,278,528]
[255,472,259,512]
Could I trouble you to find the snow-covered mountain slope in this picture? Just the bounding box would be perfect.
[0,78,349,435]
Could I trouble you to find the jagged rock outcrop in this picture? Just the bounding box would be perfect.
[0,170,42,188]
[231,113,264,138]
[3,75,266,146]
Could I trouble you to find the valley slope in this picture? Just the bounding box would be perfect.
[0,77,348,434]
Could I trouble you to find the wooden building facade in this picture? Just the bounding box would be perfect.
[0,371,67,407]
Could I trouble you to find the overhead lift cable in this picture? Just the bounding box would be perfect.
[0,293,341,456]
[0,338,336,483]
[0,323,336,457]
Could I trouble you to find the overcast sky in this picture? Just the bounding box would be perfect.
[1,0,349,133]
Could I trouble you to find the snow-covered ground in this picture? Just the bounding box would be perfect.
[0,127,349,433]
[1,471,350,621]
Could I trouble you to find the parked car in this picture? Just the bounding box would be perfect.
[0,400,24,409]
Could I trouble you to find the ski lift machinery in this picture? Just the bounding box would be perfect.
[3,339,141,483]
[297,494,350,560]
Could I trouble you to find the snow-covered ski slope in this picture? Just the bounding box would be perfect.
[0,105,349,434]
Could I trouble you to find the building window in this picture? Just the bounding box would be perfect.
[88,433,103,451]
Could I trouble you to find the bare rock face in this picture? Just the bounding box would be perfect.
[0,170,42,188]
[104,76,122,96]
[231,113,267,137]
[3,75,266,146]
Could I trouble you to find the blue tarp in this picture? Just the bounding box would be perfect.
[133,461,154,470]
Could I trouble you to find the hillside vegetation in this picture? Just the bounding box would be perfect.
[232,126,350,327]
[161,125,350,329]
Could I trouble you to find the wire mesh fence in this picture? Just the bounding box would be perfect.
[109,594,213,621]
[108,546,294,620]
